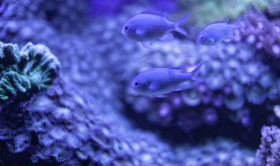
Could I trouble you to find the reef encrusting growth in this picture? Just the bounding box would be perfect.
[0,79,257,165]
[0,79,179,165]
[176,138,256,165]
[0,42,60,103]
[122,40,280,138]
[0,0,88,33]
[256,125,280,166]
[0,0,279,165]
[233,11,280,60]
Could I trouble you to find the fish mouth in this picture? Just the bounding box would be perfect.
[130,80,137,90]
[130,85,141,95]
[121,28,125,35]
[195,37,201,44]
[196,39,200,44]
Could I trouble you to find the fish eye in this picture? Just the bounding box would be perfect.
[201,36,204,40]
[134,82,139,86]
[125,26,128,31]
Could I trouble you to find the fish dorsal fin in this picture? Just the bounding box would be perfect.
[172,65,188,73]
[136,28,146,36]
[148,81,160,91]
[232,16,243,29]
[209,18,230,25]
[139,10,170,20]
[224,18,230,23]
[173,61,206,79]
[159,33,174,42]
[233,16,240,25]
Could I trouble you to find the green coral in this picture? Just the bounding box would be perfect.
[179,0,269,29]
[0,42,60,101]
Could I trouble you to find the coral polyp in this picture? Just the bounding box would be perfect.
[0,42,60,102]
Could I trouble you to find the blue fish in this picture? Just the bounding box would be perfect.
[122,10,191,48]
[130,61,206,97]
[196,16,241,46]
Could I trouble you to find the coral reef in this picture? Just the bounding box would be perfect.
[0,42,60,103]
[122,40,280,134]
[0,1,133,110]
[0,77,258,166]
[0,0,279,165]
[265,0,280,18]
[0,6,179,164]
[233,11,280,61]
[176,138,256,166]
[0,0,88,33]
[0,79,178,165]
[0,18,58,48]
[256,125,280,166]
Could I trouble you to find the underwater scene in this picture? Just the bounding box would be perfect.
[0,0,280,165]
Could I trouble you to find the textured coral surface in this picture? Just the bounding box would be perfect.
[0,42,60,103]
[257,125,280,166]
[0,0,280,165]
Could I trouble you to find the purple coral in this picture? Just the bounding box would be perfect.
[176,138,256,166]
[0,0,88,33]
[233,11,280,59]
[0,77,178,165]
[123,39,280,135]
[256,125,280,166]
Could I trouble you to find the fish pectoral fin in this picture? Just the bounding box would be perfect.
[175,82,191,91]
[159,33,174,42]
[191,76,203,82]
[223,38,233,43]
[148,81,160,91]
[141,41,153,48]
[223,32,235,43]
[136,28,146,36]
[209,19,230,25]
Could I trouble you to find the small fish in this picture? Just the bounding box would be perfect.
[196,16,241,46]
[122,10,191,48]
[130,61,206,97]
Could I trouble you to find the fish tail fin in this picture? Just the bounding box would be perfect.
[174,13,191,37]
[189,61,207,81]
